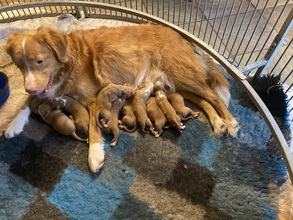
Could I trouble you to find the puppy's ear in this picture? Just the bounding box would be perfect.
[38,26,68,63]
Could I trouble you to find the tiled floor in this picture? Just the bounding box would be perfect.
[140,0,293,86]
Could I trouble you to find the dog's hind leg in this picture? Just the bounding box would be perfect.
[179,91,232,138]
[87,99,105,173]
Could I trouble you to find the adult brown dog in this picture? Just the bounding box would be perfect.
[4,24,239,172]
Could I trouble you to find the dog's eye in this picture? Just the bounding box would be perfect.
[36,59,43,65]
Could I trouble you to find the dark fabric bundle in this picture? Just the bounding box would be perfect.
[250,74,290,124]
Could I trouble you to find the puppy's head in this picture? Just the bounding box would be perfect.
[5,27,68,98]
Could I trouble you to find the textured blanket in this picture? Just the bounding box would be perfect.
[0,15,288,220]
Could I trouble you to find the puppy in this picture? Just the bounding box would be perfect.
[167,92,200,120]
[96,83,132,128]
[52,96,89,135]
[5,24,239,172]
[102,96,127,147]
[146,96,169,137]
[154,81,185,132]
[118,99,137,133]
[38,100,87,142]
[31,95,89,137]
[132,82,157,136]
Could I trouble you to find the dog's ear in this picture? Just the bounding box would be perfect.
[38,26,68,63]
[5,31,22,58]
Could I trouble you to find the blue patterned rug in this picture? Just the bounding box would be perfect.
[0,66,288,219]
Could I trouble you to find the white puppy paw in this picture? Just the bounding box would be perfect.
[5,107,31,139]
[88,143,105,173]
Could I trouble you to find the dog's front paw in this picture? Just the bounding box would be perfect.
[227,118,240,137]
[212,117,227,138]
[5,107,31,139]
[88,143,105,173]
[5,124,24,139]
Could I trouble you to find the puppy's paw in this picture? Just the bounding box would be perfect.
[212,117,227,138]
[88,143,105,173]
[227,118,240,138]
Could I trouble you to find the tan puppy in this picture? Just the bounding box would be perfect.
[96,83,133,128]
[52,96,89,135]
[132,82,157,136]
[102,97,127,147]
[146,96,169,137]
[29,96,45,114]
[167,92,200,120]
[118,99,137,133]
[37,100,87,141]
[154,81,185,132]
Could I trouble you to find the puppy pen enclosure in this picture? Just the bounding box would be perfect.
[0,0,292,180]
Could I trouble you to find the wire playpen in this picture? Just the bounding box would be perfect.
[0,0,292,180]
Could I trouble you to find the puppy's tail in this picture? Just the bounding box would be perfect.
[203,53,231,107]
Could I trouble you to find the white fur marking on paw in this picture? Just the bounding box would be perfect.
[5,106,31,139]
[88,142,105,173]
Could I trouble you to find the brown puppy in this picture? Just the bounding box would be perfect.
[38,100,87,142]
[154,81,185,132]
[118,99,137,133]
[146,96,169,137]
[96,83,133,128]
[52,96,89,135]
[29,96,45,114]
[102,97,127,147]
[167,92,200,120]
[132,82,157,136]
[5,24,239,172]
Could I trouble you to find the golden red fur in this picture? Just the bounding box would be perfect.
[5,24,239,172]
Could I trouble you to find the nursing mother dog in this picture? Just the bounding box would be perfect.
[4,24,240,172]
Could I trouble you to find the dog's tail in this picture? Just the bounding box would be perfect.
[203,53,231,107]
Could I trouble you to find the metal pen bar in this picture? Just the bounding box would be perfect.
[284,81,293,94]
[208,0,222,46]
[269,38,292,75]
[253,8,293,80]
[245,0,278,66]
[230,0,251,63]
[203,0,213,42]
[187,0,194,32]
[172,0,176,24]
[192,0,201,35]
[255,0,290,62]
[198,0,207,38]
[236,0,261,65]
[283,68,293,86]
[213,0,229,49]
[218,0,236,54]
[177,0,182,27]
[280,56,292,77]
[182,0,188,30]
[162,0,165,20]
[240,0,269,65]
[222,0,241,56]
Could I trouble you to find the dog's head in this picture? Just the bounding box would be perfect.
[5,27,68,98]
